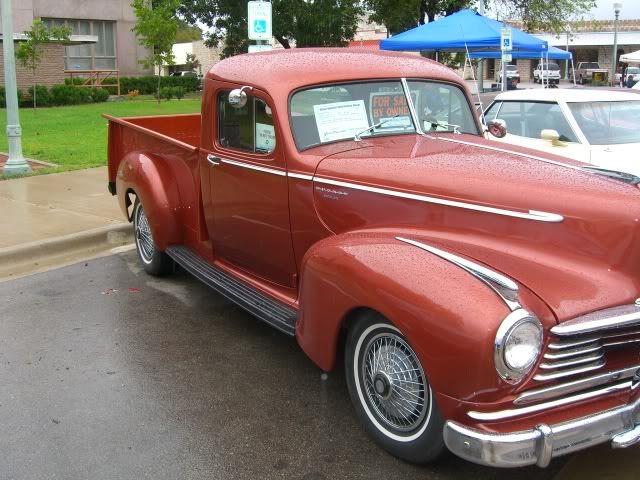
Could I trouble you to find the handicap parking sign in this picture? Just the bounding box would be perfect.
[248,1,272,40]
[501,27,512,52]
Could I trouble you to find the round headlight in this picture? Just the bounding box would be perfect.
[495,310,543,384]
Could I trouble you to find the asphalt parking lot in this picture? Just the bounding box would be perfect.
[0,251,636,479]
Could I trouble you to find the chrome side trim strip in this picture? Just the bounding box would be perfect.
[287,172,313,181]
[533,361,605,381]
[515,365,640,405]
[219,158,287,177]
[396,236,520,311]
[551,304,640,336]
[539,353,604,370]
[467,380,634,421]
[314,177,563,222]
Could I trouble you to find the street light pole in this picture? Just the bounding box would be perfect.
[611,2,622,87]
[565,26,571,81]
[1,0,30,176]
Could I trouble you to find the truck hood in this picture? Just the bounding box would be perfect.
[312,133,640,322]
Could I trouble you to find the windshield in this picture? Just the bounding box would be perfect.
[506,65,518,71]
[540,64,560,71]
[568,101,640,145]
[582,62,600,69]
[289,80,477,150]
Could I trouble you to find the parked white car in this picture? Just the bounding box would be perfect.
[483,89,640,176]
[496,64,520,84]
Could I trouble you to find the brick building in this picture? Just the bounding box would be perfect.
[0,0,151,90]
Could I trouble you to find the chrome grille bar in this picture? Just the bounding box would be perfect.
[516,365,640,405]
[539,353,604,370]
[543,343,601,360]
[534,361,606,381]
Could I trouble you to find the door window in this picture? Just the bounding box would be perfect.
[218,92,276,153]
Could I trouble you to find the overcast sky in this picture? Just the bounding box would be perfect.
[590,0,640,20]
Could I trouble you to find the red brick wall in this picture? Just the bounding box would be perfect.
[0,43,67,91]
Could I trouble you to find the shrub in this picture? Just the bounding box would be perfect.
[49,85,92,105]
[172,86,185,100]
[90,88,110,103]
[160,86,173,101]
[118,75,200,95]
[0,87,5,107]
[27,85,52,107]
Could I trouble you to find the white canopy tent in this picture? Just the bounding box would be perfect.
[620,50,640,64]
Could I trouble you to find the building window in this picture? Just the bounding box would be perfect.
[42,18,116,70]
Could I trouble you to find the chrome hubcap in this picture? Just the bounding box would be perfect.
[135,205,154,262]
[362,332,428,432]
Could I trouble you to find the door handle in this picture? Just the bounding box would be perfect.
[207,154,221,166]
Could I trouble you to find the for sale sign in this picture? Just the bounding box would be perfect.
[369,91,418,130]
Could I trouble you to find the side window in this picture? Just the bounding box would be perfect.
[521,102,578,143]
[218,92,276,154]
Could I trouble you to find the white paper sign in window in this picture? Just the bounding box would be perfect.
[256,122,276,152]
[313,100,369,143]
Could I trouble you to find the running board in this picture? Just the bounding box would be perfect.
[166,246,298,336]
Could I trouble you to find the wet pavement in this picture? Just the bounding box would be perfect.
[0,251,613,479]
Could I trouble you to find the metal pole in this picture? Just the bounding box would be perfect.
[477,0,485,93]
[611,3,622,86]
[1,0,30,176]
[565,29,570,80]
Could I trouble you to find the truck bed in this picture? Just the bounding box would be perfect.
[104,113,201,185]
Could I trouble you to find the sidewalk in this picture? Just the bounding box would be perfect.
[0,167,133,280]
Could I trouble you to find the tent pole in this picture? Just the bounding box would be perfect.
[572,57,576,86]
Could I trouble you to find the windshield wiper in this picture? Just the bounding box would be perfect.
[579,165,640,185]
[424,118,461,134]
[354,114,400,142]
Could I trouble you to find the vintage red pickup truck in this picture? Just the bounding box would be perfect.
[105,49,640,468]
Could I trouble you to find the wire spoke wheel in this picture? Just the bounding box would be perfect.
[134,203,155,264]
[361,332,428,433]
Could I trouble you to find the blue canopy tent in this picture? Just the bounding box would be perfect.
[380,9,548,53]
[467,45,571,60]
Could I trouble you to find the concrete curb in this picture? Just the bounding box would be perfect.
[0,223,134,281]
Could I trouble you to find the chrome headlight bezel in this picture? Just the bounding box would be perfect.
[494,309,543,384]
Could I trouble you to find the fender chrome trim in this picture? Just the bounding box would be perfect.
[314,177,563,223]
[287,172,314,180]
[396,236,520,311]
[219,158,287,177]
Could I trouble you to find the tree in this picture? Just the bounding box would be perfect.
[131,0,180,103]
[493,0,596,35]
[16,20,71,109]
[178,0,363,59]
[367,0,596,37]
[185,53,201,73]
[175,19,203,43]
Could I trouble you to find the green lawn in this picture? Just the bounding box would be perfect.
[0,97,202,177]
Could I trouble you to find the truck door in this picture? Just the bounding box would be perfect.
[201,86,297,288]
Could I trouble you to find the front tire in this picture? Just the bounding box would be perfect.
[132,199,173,276]
[345,312,445,464]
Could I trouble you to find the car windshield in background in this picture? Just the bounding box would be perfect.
[568,101,640,145]
[506,65,518,71]
[540,64,560,71]
[289,80,477,150]
[583,63,600,69]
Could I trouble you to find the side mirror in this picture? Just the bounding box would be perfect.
[487,119,507,138]
[540,129,566,147]
[228,86,253,109]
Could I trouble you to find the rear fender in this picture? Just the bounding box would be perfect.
[296,231,553,402]
[116,152,182,250]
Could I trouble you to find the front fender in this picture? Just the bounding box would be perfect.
[296,231,554,404]
[116,152,182,250]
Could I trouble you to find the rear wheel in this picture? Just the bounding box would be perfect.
[345,311,445,464]
[133,199,173,276]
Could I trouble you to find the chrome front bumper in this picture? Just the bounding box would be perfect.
[443,395,640,468]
